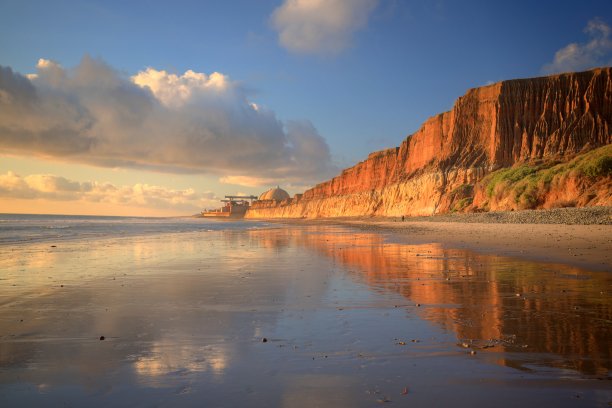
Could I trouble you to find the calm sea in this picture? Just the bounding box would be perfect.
[0,213,269,245]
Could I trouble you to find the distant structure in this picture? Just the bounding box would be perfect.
[201,195,257,218]
[200,187,294,218]
[244,186,298,216]
[258,186,290,202]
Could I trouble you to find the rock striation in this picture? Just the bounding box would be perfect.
[247,68,612,219]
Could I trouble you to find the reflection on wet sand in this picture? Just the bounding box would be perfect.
[0,225,610,407]
[133,342,228,383]
[281,375,359,408]
[249,227,612,377]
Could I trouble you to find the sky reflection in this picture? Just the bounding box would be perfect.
[0,225,610,407]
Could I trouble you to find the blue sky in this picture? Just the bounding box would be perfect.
[1,0,611,215]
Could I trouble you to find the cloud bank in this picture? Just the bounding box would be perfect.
[543,18,612,74]
[0,171,217,212]
[0,56,337,186]
[271,0,378,54]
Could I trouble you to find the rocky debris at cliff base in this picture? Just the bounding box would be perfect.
[281,206,612,225]
[394,206,612,225]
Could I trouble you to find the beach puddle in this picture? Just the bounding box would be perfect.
[0,224,610,407]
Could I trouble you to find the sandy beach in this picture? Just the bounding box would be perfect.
[278,207,612,272]
[338,221,611,271]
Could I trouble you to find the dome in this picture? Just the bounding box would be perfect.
[258,186,290,201]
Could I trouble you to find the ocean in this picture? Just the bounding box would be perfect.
[0,213,270,245]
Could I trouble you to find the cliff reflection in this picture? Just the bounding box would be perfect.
[249,227,612,376]
[1,224,610,406]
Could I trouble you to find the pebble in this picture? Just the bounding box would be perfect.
[399,207,612,225]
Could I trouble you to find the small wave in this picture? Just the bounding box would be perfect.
[0,215,271,245]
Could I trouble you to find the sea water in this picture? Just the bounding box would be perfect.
[0,213,270,245]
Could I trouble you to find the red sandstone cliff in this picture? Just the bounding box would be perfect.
[247,68,612,218]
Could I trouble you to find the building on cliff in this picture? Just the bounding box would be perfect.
[258,186,290,202]
[248,186,298,214]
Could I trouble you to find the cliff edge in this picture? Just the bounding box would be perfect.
[247,68,612,219]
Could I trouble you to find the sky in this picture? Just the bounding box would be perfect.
[1,0,611,216]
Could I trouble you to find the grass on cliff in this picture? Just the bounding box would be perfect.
[483,144,612,209]
[449,184,474,212]
[452,197,474,212]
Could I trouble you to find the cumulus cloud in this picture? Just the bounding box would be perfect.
[542,18,612,74]
[0,56,337,186]
[0,171,217,212]
[271,0,378,54]
[131,67,230,108]
[219,175,278,187]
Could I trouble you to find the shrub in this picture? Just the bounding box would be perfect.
[577,155,612,178]
[517,183,539,209]
[451,184,474,198]
[485,165,536,197]
[483,144,611,202]
[455,197,473,211]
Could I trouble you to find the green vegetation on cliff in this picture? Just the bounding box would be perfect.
[449,184,474,212]
[482,144,612,209]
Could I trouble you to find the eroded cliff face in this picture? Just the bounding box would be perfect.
[247,68,612,219]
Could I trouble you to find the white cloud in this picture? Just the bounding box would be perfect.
[24,174,82,194]
[0,171,218,212]
[542,18,612,74]
[36,58,57,70]
[0,56,337,185]
[271,0,378,54]
[132,68,230,108]
[219,175,278,187]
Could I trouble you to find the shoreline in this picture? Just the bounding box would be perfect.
[262,207,612,272]
[2,212,611,406]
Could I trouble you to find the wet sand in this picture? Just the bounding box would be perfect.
[0,224,611,407]
[283,218,612,272]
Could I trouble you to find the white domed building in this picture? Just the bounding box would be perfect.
[246,185,297,217]
[258,186,290,202]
